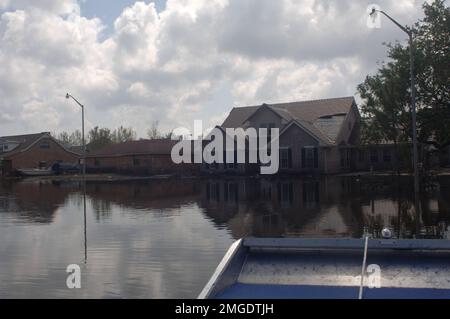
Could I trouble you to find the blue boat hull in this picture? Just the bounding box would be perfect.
[216,283,450,299]
[200,238,450,299]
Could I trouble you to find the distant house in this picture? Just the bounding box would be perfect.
[0,132,80,176]
[203,96,362,175]
[86,139,197,176]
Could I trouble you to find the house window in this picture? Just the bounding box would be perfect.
[39,161,47,169]
[94,159,100,167]
[302,147,318,169]
[280,148,292,169]
[358,150,365,162]
[224,183,238,202]
[303,181,319,208]
[40,143,50,149]
[383,149,391,162]
[133,158,140,166]
[206,183,220,201]
[370,150,379,163]
[277,182,293,206]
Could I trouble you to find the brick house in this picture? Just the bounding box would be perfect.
[202,97,362,175]
[0,132,80,176]
[86,139,197,176]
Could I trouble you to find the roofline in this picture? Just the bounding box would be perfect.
[335,97,358,143]
[277,120,332,146]
[87,152,173,158]
[241,103,289,127]
[236,96,355,110]
[0,133,81,158]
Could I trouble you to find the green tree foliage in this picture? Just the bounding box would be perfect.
[358,1,449,154]
[415,1,450,150]
[88,127,114,151]
[146,120,173,140]
[55,130,82,146]
[147,120,161,140]
[56,126,137,151]
[112,126,136,143]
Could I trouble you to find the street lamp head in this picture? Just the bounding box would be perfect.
[66,93,70,99]
[370,8,377,16]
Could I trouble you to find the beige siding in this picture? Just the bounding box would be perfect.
[279,124,320,172]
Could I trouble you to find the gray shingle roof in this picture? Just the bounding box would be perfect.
[221,96,356,144]
[0,132,49,157]
[87,139,179,157]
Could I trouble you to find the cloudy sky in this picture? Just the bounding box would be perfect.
[0,0,429,138]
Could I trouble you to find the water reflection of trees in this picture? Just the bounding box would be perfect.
[0,180,73,223]
[199,176,450,239]
[85,180,199,221]
[1,176,449,239]
[0,179,200,223]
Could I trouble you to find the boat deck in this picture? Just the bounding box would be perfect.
[200,238,450,299]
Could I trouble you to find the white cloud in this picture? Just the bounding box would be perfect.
[0,0,426,137]
[0,0,79,15]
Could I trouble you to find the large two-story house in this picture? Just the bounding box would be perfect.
[202,96,361,175]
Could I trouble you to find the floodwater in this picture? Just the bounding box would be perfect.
[0,175,449,298]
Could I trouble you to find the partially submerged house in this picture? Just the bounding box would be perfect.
[0,132,80,176]
[203,96,362,175]
[86,139,198,176]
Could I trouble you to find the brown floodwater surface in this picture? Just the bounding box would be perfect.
[0,175,449,298]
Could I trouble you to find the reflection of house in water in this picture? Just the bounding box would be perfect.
[199,177,365,239]
[199,176,450,239]
[200,178,260,237]
[0,180,73,223]
[85,179,200,220]
[2,175,449,239]
[347,176,450,239]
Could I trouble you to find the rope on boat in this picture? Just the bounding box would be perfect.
[358,236,369,299]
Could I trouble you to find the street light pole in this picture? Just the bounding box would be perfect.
[66,93,88,263]
[66,93,86,177]
[370,9,420,206]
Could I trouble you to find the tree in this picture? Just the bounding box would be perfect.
[69,130,83,146]
[358,1,450,165]
[112,126,136,143]
[414,1,450,152]
[55,130,83,146]
[56,131,70,145]
[88,127,113,151]
[147,120,161,139]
